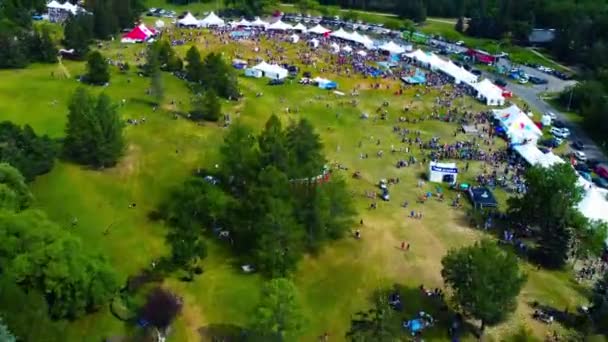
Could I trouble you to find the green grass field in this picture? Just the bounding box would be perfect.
[0,28,590,341]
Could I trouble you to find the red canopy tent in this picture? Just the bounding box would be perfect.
[121,24,156,43]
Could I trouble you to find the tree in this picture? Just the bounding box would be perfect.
[455,17,465,33]
[185,46,202,83]
[0,163,32,211]
[286,119,325,179]
[0,209,119,318]
[591,272,608,336]
[63,14,93,58]
[199,52,239,99]
[219,123,260,195]
[0,318,16,342]
[508,164,583,268]
[346,296,398,341]
[63,88,124,168]
[0,122,56,181]
[251,278,304,339]
[28,27,57,63]
[85,51,110,85]
[92,0,119,39]
[295,0,318,14]
[225,0,277,16]
[140,288,183,341]
[200,90,221,122]
[258,115,289,172]
[441,239,526,331]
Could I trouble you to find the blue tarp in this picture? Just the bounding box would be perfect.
[319,81,337,90]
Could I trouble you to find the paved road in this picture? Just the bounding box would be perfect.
[505,80,606,162]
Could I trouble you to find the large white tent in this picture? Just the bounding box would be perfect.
[379,41,406,54]
[250,17,268,27]
[177,12,200,27]
[512,144,564,168]
[46,0,62,9]
[493,105,543,144]
[199,12,224,27]
[473,79,505,106]
[293,23,307,32]
[331,28,353,40]
[267,20,293,31]
[252,61,288,79]
[406,49,478,85]
[307,24,331,35]
[233,18,251,27]
[578,188,608,223]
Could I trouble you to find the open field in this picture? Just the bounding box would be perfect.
[0,28,591,341]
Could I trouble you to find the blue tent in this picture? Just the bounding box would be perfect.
[404,319,424,334]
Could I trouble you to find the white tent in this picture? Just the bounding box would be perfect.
[46,0,62,9]
[234,18,251,27]
[252,61,288,79]
[428,162,458,184]
[473,79,504,106]
[493,105,543,144]
[178,12,200,27]
[293,23,307,32]
[331,28,353,40]
[342,45,353,53]
[356,50,367,57]
[379,41,406,54]
[155,20,165,29]
[251,17,268,27]
[199,12,224,27]
[267,20,292,31]
[59,1,79,14]
[309,38,320,48]
[359,35,375,49]
[578,188,608,226]
[290,34,300,43]
[245,68,263,78]
[512,144,564,167]
[307,24,330,35]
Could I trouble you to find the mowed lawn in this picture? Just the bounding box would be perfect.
[0,33,588,341]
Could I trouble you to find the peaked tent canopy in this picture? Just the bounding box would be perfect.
[200,12,224,27]
[493,105,542,144]
[342,45,353,52]
[234,18,251,27]
[267,20,292,31]
[46,0,62,9]
[308,24,331,35]
[290,34,300,43]
[251,17,268,27]
[178,12,200,27]
[473,79,504,106]
[293,23,307,32]
[121,24,156,43]
[379,41,406,54]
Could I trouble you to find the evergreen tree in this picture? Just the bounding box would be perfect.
[346,296,399,341]
[252,278,304,339]
[92,0,119,39]
[455,17,465,33]
[0,32,29,68]
[37,27,58,63]
[201,90,221,122]
[94,93,124,167]
[200,52,239,99]
[286,119,325,179]
[63,88,124,168]
[0,122,56,181]
[63,14,93,58]
[185,46,202,83]
[0,163,33,212]
[85,51,110,85]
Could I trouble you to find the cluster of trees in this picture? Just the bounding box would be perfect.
[0,122,56,181]
[160,115,356,278]
[185,47,239,99]
[63,87,125,168]
[62,0,144,58]
[508,164,607,269]
[0,163,119,339]
[0,0,58,68]
[224,0,278,16]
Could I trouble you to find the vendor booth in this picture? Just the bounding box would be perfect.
[177,12,200,27]
[493,105,543,144]
[252,61,288,80]
[468,187,498,209]
[245,68,263,78]
[314,77,337,90]
[199,12,224,27]
[290,34,300,43]
[428,162,458,184]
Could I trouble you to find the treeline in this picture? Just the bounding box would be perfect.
[159,115,356,278]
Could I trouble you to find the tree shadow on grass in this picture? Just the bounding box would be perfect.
[197,324,251,342]
[369,284,479,341]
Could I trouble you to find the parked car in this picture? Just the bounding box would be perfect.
[546,111,557,120]
[575,163,591,173]
[518,77,529,84]
[595,164,608,179]
[594,176,608,189]
[494,78,508,87]
[471,69,482,76]
[573,150,587,162]
[539,138,562,148]
[550,127,570,138]
[552,120,566,128]
[529,76,548,84]
[579,171,592,182]
[268,79,285,86]
[572,140,585,150]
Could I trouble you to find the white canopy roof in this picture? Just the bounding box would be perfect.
[250,17,268,27]
[293,23,307,32]
[178,12,200,27]
[330,42,340,51]
[308,24,330,35]
[46,0,62,9]
[578,187,608,224]
[512,144,564,167]
[252,61,288,79]
[406,49,478,84]
[473,79,504,105]
[493,105,543,144]
[267,20,292,30]
[357,50,367,57]
[290,34,300,43]
[234,18,251,26]
[331,28,353,40]
[200,12,224,26]
[155,20,165,28]
[342,45,353,52]
[379,41,406,54]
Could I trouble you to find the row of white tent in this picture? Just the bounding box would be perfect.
[46,0,82,14]
[177,12,225,27]
[246,61,289,80]
[406,49,505,106]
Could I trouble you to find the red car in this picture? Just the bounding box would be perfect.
[595,164,608,180]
